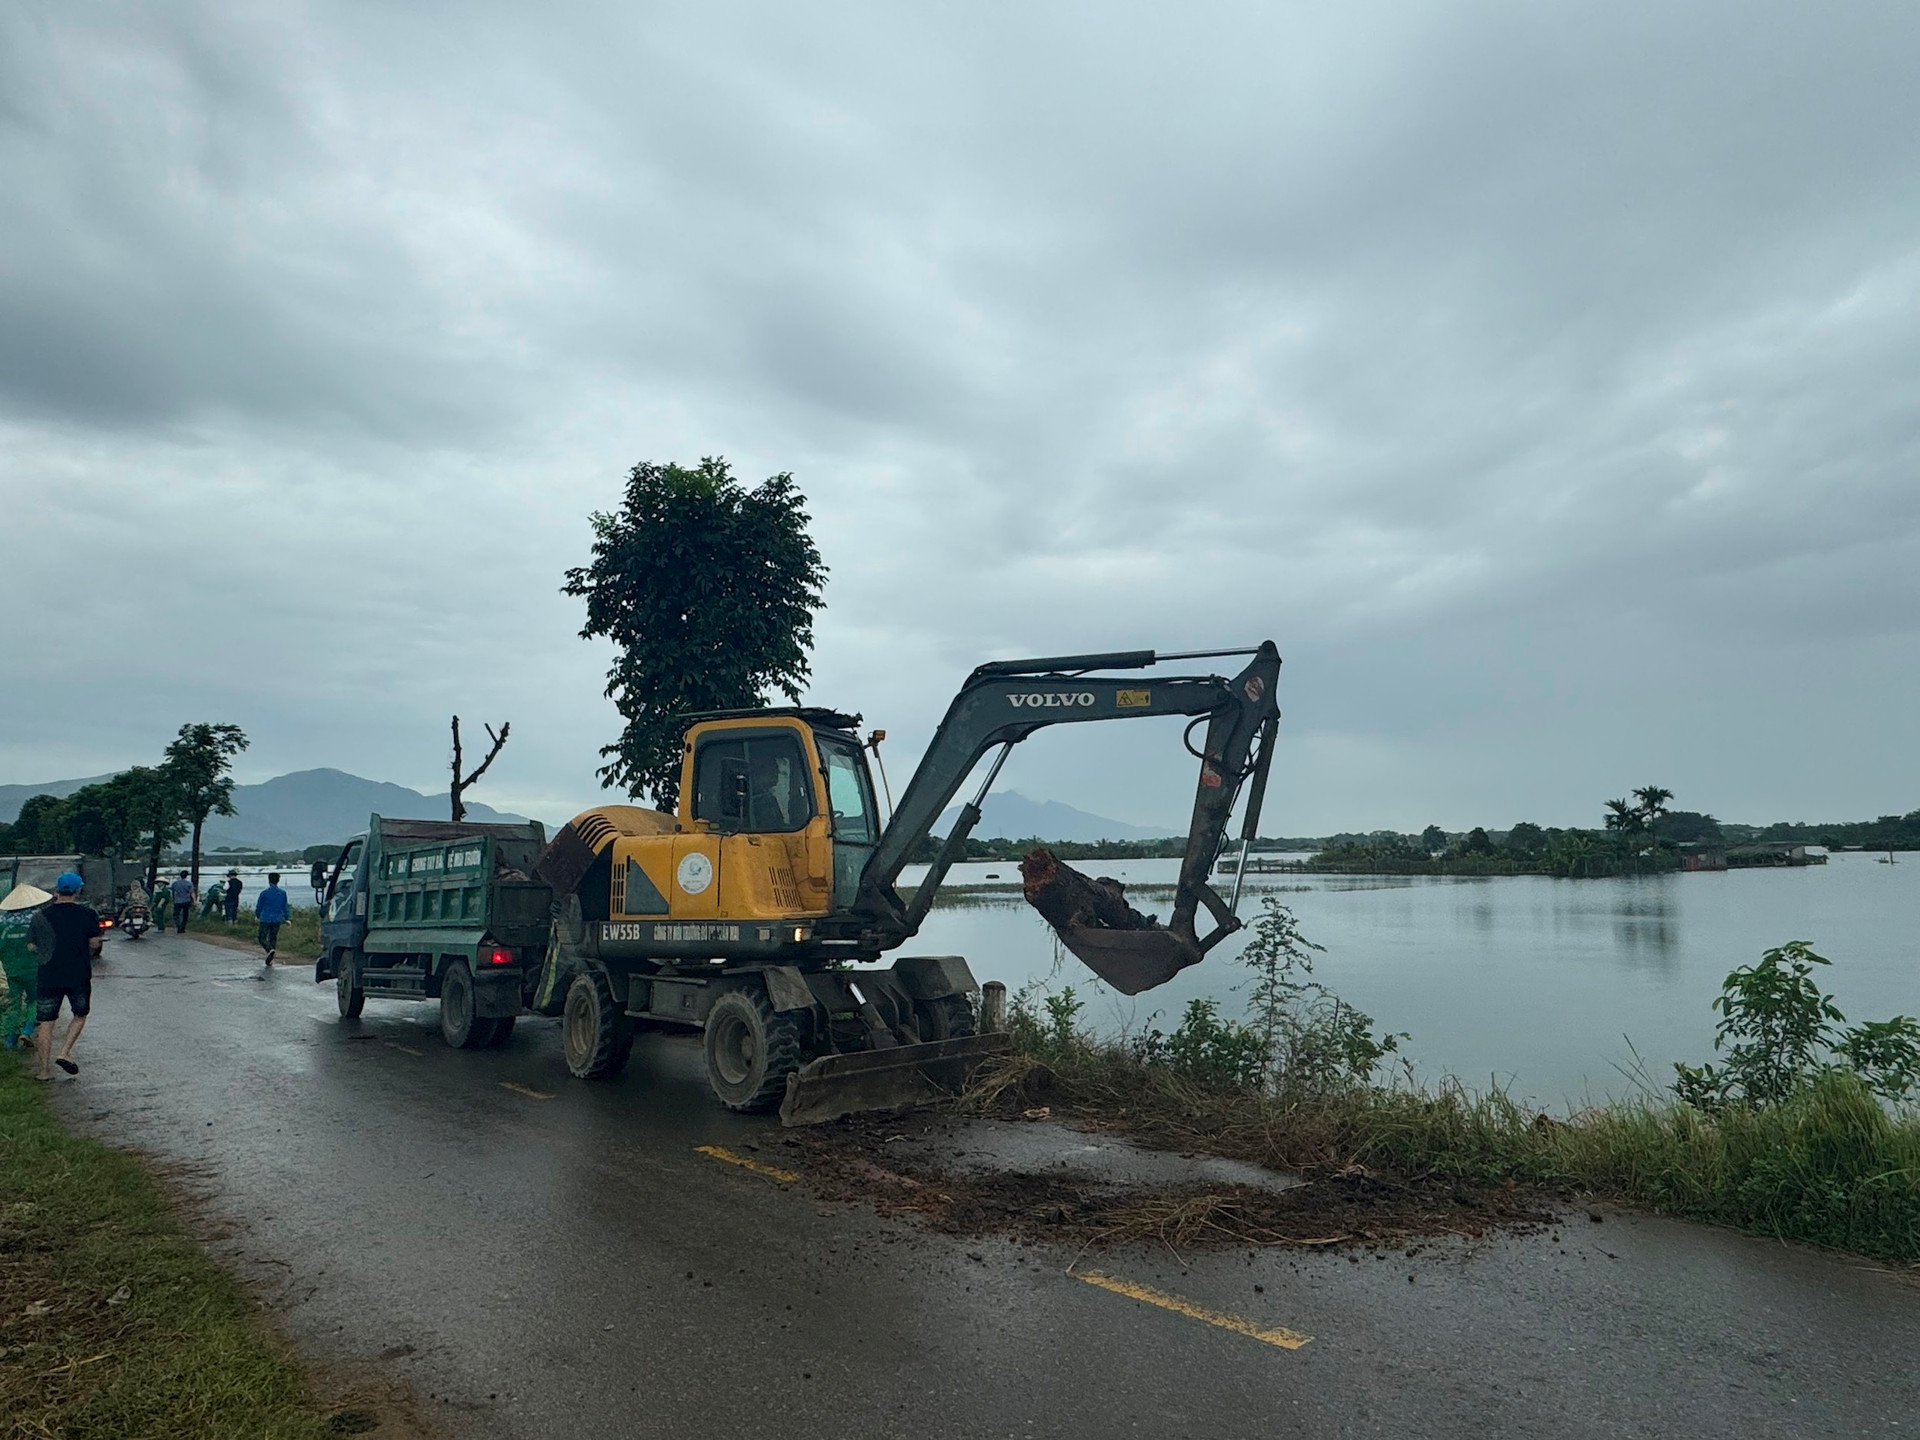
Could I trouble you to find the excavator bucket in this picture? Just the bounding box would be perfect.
[1051,924,1205,997]
[779,1031,1011,1127]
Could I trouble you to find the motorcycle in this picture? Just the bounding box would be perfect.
[121,902,151,941]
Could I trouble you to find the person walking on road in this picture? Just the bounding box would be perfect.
[310,859,328,909]
[151,878,172,928]
[169,871,195,933]
[25,872,101,1081]
[256,872,290,964]
[222,870,242,924]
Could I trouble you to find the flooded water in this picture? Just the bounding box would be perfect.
[901,853,1920,1108]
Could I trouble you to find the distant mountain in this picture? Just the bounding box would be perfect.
[935,790,1173,843]
[2,768,536,850]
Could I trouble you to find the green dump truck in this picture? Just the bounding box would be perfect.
[315,815,550,1047]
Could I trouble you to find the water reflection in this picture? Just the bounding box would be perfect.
[906,855,1919,1105]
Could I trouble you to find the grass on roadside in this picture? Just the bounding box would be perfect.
[170,907,323,961]
[965,1038,1920,1263]
[0,1054,338,1439]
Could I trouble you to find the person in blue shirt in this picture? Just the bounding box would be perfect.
[256,872,291,965]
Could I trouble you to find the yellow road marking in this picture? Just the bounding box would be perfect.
[383,1043,424,1057]
[500,1082,555,1100]
[696,1145,799,1184]
[1074,1271,1312,1350]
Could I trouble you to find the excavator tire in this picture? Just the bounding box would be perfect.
[703,986,803,1113]
[563,969,633,1079]
[914,994,977,1042]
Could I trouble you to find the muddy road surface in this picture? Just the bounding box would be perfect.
[49,932,1920,1439]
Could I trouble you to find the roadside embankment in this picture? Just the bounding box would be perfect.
[160,906,323,961]
[953,1033,1920,1264]
[0,1054,385,1438]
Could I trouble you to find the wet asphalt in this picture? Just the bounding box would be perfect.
[47,931,1920,1439]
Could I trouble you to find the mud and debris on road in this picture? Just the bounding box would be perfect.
[781,1111,1557,1250]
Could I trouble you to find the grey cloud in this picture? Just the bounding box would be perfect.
[3,0,1919,835]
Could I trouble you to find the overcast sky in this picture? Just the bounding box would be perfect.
[4,0,1918,835]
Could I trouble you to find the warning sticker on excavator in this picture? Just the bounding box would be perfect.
[1116,689,1151,708]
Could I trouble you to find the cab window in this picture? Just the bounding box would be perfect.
[817,735,878,844]
[329,842,363,901]
[692,733,815,833]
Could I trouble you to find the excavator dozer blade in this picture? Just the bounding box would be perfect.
[779,1031,1012,1127]
[1053,924,1206,996]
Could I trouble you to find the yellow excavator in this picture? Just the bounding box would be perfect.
[525,642,1283,1123]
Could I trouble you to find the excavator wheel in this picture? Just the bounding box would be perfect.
[563,969,633,1078]
[913,994,977,1043]
[703,987,803,1113]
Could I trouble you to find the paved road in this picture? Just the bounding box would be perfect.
[49,932,1920,1439]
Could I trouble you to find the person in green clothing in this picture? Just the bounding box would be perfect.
[151,878,172,927]
[200,881,223,919]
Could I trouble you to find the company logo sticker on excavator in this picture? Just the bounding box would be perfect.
[1116,689,1151,708]
[1008,691,1095,709]
[676,852,714,895]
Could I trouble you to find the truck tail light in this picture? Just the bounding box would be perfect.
[487,947,514,966]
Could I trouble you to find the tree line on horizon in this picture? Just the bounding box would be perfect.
[0,724,250,890]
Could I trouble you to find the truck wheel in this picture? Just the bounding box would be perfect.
[914,994,976,1042]
[487,1016,516,1048]
[439,960,492,1049]
[563,970,633,1079]
[336,952,365,1019]
[703,987,802,1113]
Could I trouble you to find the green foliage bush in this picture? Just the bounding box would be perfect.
[1673,941,1920,1109]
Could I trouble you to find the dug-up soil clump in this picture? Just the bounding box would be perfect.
[781,1109,1556,1252]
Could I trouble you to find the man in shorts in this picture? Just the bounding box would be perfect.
[256,872,291,964]
[26,872,101,1081]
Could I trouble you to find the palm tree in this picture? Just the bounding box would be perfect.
[1604,797,1645,871]
[1634,785,1673,838]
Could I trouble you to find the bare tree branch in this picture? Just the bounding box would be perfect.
[450,715,510,823]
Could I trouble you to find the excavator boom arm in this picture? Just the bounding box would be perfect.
[854,642,1282,974]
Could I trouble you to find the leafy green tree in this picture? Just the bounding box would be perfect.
[563,458,828,808]
[1504,822,1546,856]
[6,794,72,853]
[164,723,250,889]
[1655,810,1723,845]
[116,766,190,887]
[1419,824,1447,853]
[61,781,136,856]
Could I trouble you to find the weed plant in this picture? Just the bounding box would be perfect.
[986,904,1920,1262]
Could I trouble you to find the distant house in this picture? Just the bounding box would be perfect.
[1679,846,1727,872]
[1725,842,1824,868]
